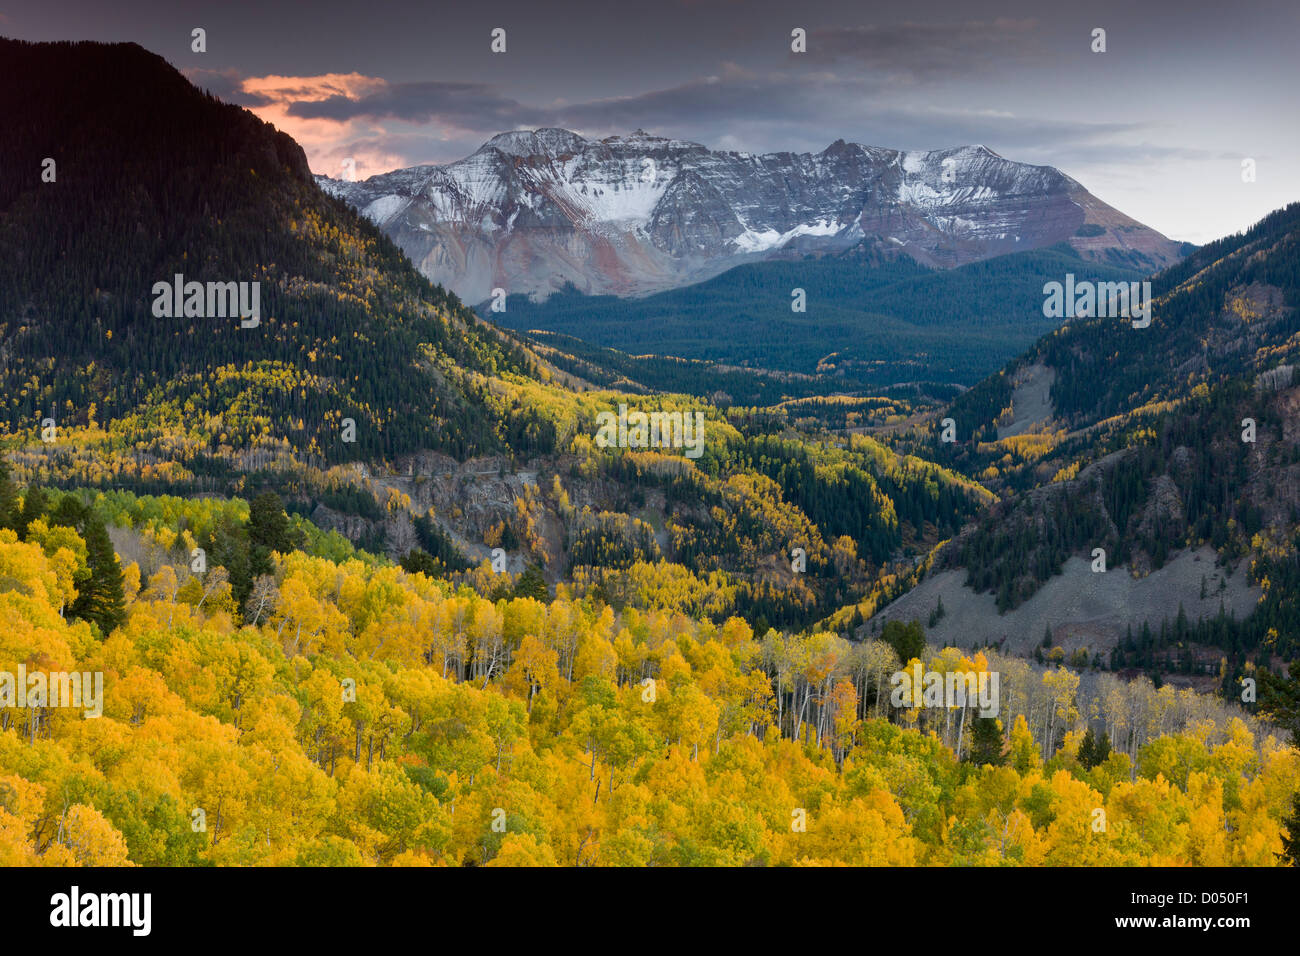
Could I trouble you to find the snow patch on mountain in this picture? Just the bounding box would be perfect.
[362,194,408,224]
[733,218,846,253]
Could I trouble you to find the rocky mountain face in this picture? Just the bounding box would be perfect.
[318,128,1187,303]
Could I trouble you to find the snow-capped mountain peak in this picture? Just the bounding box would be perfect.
[318,128,1185,303]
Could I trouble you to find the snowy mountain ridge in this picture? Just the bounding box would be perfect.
[318,128,1186,303]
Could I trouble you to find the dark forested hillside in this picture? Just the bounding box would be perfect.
[488,245,1147,387]
[0,38,541,470]
[937,202,1300,440]
[872,204,1300,693]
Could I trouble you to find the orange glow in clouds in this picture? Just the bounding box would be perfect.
[230,72,403,180]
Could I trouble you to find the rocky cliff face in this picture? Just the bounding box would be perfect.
[319,128,1185,303]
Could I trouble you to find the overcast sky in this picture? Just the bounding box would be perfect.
[4,0,1298,243]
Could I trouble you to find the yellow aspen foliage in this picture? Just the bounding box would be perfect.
[0,491,1292,868]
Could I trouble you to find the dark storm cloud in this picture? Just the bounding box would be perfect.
[557,67,865,130]
[281,67,867,136]
[274,63,1148,160]
[287,80,547,128]
[281,65,855,129]
[184,68,273,107]
[806,19,1044,80]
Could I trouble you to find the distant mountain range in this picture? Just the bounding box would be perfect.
[318,127,1189,304]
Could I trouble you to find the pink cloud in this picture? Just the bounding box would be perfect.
[229,72,405,178]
